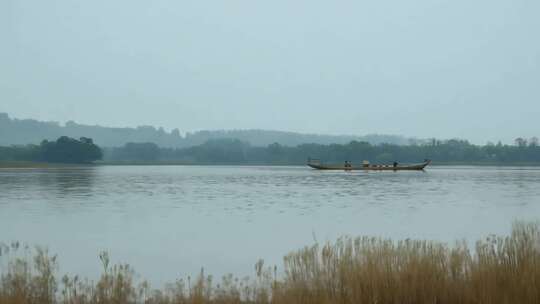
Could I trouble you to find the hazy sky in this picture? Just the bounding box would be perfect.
[1,0,539,144]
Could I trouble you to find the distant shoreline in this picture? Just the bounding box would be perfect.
[3,160,540,168]
[0,161,95,168]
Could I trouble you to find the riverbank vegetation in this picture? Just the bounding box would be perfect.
[0,161,80,169]
[104,137,540,165]
[2,136,540,165]
[0,137,102,164]
[1,222,538,304]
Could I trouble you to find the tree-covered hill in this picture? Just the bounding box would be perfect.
[0,113,415,148]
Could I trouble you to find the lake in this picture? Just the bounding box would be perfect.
[1,165,539,285]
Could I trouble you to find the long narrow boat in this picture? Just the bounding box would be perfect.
[307,159,431,171]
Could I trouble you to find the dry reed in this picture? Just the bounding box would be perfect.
[1,222,538,304]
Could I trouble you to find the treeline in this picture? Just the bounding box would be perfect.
[103,138,540,164]
[0,136,102,164]
[2,136,539,165]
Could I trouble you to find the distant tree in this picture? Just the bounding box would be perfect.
[515,137,528,147]
[80,137,93,145]
[0,112,9,122]
[39,136,102,163]
[171,128,181,137]
[529,137,539,147]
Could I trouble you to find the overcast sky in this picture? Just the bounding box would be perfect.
[1,0,539,144]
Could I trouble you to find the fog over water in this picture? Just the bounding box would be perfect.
[2,0,539,144]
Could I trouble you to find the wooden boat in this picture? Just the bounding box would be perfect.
[307,159,431,171]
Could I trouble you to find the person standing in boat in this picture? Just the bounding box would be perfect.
[393,161,398,168]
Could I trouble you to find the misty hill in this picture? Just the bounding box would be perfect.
[0,113,417,148]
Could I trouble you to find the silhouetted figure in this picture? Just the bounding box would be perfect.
[393,161,398,168]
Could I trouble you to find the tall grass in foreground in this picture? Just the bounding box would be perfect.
[1,222,539,304]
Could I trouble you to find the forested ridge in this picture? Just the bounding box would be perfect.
[0,113,412,148]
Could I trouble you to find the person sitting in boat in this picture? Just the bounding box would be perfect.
[393,161,398,168]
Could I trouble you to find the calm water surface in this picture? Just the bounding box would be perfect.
[1,165,539,284]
